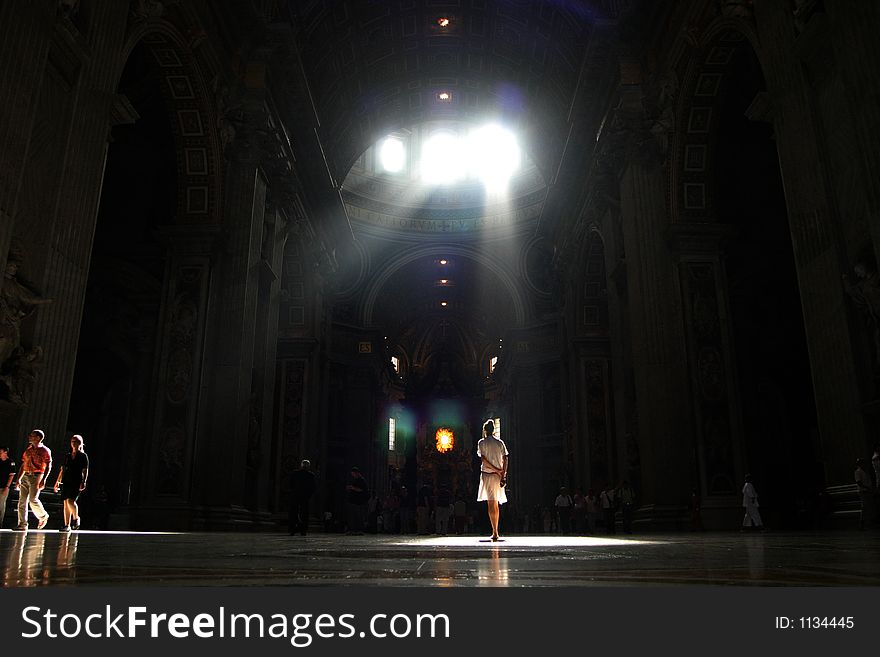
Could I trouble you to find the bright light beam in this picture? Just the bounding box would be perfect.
[420,132,464,184]
[467,124,521,193]
[380,137,405,173]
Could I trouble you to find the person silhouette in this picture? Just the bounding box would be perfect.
[477,420,509,541]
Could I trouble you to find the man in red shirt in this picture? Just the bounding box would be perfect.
[14,429,52,531]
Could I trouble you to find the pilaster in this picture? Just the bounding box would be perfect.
[141,227,217,520]
[15,2,134,455]
[620,157,693,516]
[754,0,869,484]
[668,222,744,527]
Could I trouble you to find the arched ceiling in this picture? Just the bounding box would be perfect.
[369,252,519,352]
[291,0,610,187]
[285,0,624,342]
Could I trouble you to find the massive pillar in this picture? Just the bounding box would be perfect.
[10,3,129,455]
[620,151,694,525]
[0,1,52,273]
[755,0,869,482]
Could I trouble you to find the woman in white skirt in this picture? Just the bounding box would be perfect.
[477,419,509,541]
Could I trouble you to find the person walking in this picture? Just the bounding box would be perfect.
[617,479,636,534]
[585,488,599,534]
[288,459,316,535]
[416,482,433,535]
[14,429,52,531]
[855,458,873,530]
[572,488,586,534]
[477,419,509,541]
[600,486,616,534]
[741,474,764,531]
[345,466,369,534]
[435,486,452,535]
[554,487,573,534]
[52,434,89,532]
[0,446,16,528]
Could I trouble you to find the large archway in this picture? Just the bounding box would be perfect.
[714,43,819,527]
[66,42,174,523]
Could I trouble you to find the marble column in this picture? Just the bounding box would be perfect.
[14,2,131,455]
[0,0,52,273]
[249,204,286,514]
[828,1,880,265]
[510,363,543,508]
[620,159,694,525]
[194,152,267,524]
[754,0,869,482]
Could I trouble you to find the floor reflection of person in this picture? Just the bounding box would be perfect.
[477,419,509,542]
[53,435,89,532]
[56,533,79,578]
[5,531,46,587]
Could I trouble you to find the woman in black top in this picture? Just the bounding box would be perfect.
[53,434,89,532]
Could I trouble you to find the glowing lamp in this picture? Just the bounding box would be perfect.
[437,17,450,28]
[435,428,454,453]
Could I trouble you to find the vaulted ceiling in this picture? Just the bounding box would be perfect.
[291,0,618,188]
[280,0,624,363]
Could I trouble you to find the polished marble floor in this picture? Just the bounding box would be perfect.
[1,528,878,587]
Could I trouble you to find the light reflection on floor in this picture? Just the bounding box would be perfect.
[395,535,662,547]
[0,529,181,535]
[1,530,879,587]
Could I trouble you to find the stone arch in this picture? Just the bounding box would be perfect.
[116,19,223,225]
[360,244,528,327]
[670,16,768,223]
[580,226,610,336]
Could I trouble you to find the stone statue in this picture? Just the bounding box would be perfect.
[648,73,678,156]
[0,345,42,405]
[843,261,880,372]
[718,0,754,19]
[0,258,53,370]
[57,0,80,19]
[793,0,820,33]
[130,0,166,20]
[212,76,239,154]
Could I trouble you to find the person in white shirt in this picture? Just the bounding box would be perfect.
[477,419,509,542]
[600,487,616,534]
[741,474,764,530]
[554,487,573,534]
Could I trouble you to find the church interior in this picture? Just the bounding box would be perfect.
[1,0,880,586]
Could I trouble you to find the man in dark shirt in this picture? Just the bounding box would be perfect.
[435,486,452,535]
[289,459,317,536]
[416,482,433,535]
[345,467,369,534]
[0,446,16,528]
